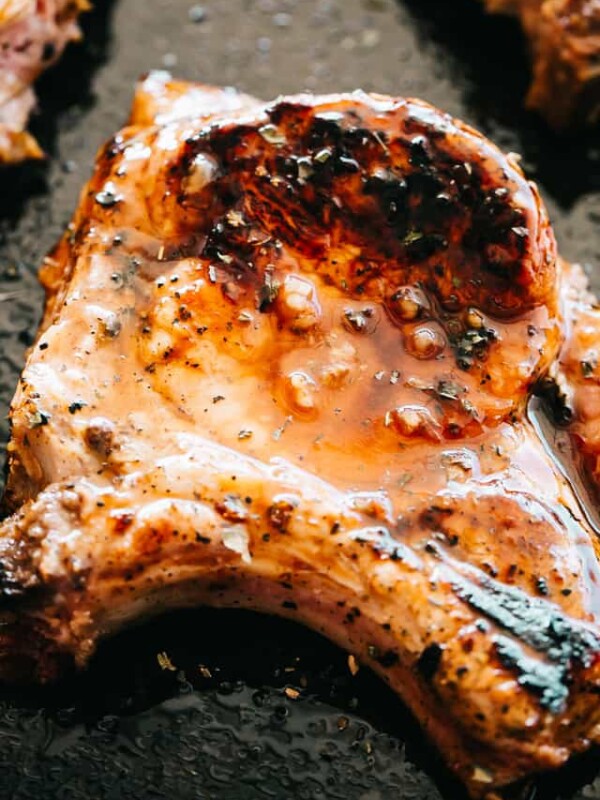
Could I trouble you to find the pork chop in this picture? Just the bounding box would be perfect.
[483,0,600,129]
[0,0,89,163]
[1,72,600,798]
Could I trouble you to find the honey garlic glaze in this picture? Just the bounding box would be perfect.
[3,74,600,799]
[19,81,561,493]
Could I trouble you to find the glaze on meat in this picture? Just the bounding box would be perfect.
[1,72,600,798]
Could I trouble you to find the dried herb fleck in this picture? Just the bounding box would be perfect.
[258,271,280,311]
[258,124,287,146]
[95,183,122,208]
[581,359,597,378]
[343,307,374,333]
[436,380,464,402]
[449,324,497,370]
[26,409,50,429]
[157,651,177,671]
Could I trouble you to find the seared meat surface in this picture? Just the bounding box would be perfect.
[0,0,88,163]
[2,73,600,797]
[483,0,600,128]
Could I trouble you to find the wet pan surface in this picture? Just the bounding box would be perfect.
[1,2,599,798]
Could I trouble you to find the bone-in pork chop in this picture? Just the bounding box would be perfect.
[2,71,600,798]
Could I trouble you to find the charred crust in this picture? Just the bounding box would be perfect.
[267,497,298,531]
[112,512,134,534]
[453,572,600,665]
[171,95,553,349]
[372,648,399,668]
[534,376,574,426]
[84,420,116,458]
[419,505,454,531]
[350,526,410,562]
[452,571,600,711]
[494,635,569,713]
[0,521,41,601]
[0,615,74,684]
[416,643,443,682]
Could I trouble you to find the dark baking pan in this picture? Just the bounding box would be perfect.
[1,1,600,798]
